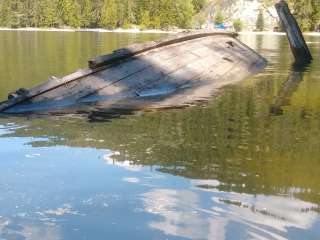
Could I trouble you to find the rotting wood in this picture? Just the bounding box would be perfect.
[0,32,237,113]
[0,31,267,113]
[88,31,238,69]
[275,0,312,64]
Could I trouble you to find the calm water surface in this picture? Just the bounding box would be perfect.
[0,31,320,240]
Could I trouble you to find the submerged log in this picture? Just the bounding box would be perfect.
[275,0,313,64]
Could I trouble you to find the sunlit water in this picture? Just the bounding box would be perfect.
[0,31,320,240]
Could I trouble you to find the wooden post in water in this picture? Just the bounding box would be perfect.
[275,0,313,64]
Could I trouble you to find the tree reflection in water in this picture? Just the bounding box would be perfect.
[0,33,320,240]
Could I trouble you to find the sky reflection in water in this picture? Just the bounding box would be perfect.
[0,32,320,240]
[0,126,319,240]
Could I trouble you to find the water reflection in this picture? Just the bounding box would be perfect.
[0,217,61,240]
[0,31,165,100]
[0,33,320,239]
[270,63,310,116]
[142,187,319,240]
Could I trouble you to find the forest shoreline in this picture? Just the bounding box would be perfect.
[0,27,319,36]
[239,31,320,36]
[0,27,176,33]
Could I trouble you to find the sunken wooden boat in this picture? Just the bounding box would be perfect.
[0,31,267,113]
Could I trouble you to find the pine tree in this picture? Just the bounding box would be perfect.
[2,0,318,31]
[123,0,136,27]
[78,0,93,28]
[100,0,118,29]
[13,0,28,27]
[40,0,59,27]
[286,0,319,31]
[233,19,243,32]
[158,0,175,29]
[90,0,103,28]
[57,0,80,27]
[256,9,264,31]
[310,0,320,31]
[0,0,12,27]
[174,0,194,28]
[140,10,151,29]
[192,0,207,13]
[23,0,38,27]
[214,11,223,25]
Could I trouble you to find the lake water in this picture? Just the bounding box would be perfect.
[0,31,319,240]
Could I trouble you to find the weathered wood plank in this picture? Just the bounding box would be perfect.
[80,41,227,103]
[0,31,268,113]
[85,51,201,99]
[88,31,238,69]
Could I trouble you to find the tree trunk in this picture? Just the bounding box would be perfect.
[275,0,313,64]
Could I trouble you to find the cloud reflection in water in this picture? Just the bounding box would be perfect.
[140,179,319,240]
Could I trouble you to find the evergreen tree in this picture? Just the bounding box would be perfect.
[57,0,80,27]
[1,0,318,31]
[41,0,59,27]
[23,0,38,27]
[256,9,264,31]
[100,0,118,29]
[192,0,207,13]
[11,0,27,27]
[158,0,175,29]
[78,0,93,28]
[214,11,224,25]
[312,1,320,31]
[174,0,194,29]
[233,19,243,32]
[90,0,103,28]
[123,0,136,27]
[286,0,319,31]
[0,0,12,27]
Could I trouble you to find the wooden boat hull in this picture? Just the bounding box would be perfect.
[0,31,267,113]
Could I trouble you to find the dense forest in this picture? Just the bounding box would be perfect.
[286,0,320,31]
[261,0,320,31]
[0,0,207,29]
[0,0,319,31]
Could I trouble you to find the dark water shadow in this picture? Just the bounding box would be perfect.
[81,109,138,123]
[270,62,310,116]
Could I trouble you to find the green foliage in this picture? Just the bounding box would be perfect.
[270,0,320,31]
[310,0,320,31]
[57,0,80,27]
[233,19,242,32]
[194,13,206,29]
[140,10,151,29]
[121,0,136,27]
[1,0,319,31]
[192,0,208,13]
[256,9,264,31]
[173,0,195,29]
[78,0,93,27]
[100,0,118,29]
[0,0,13,27]
[0,0,202,30]
[40,0,59,27]
[214,11,223,25]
